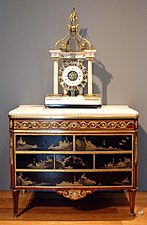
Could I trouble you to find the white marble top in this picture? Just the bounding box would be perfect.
[8,105,139,119]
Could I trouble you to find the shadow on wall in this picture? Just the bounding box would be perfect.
[93,60,113,104]
[80,28,113,104]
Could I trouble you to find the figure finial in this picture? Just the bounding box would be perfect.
[69,8,78,26]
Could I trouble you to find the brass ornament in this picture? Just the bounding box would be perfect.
[57,189,92,200]
[13,119,136,130]
[134,133,138,164]
[10,133,13,165]
[55,8,93,51]
[9,119,13,129]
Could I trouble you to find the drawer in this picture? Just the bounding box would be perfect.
[16,135,73,151]
[15,171,132,187]
[75,135,132,151]
[95,153,132,169]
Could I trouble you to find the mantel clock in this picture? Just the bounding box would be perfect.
[45,8,101,107]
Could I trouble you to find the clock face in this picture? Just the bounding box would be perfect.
[62,66,83,86]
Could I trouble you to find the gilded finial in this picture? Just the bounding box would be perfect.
[55,8,93,51]
[67,8,79,32]
[69,8,78,26]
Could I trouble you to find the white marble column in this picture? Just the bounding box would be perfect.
[49,50,61,95]
[53,60,59,94]
[88,60,93,95]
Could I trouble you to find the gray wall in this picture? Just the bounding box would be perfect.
[0,0,147,190]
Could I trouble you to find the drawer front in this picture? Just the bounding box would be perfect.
[75,135,132,151]
[16,135,73,151]
[15,171,132,188]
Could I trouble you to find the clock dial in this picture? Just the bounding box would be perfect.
[68,71,78,81]
[58,59,88,94]
[63,66,83,86]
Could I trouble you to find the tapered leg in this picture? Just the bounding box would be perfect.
[11,189,20,218]
[128,189,137,217]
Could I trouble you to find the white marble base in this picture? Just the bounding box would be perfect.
[9,105,139,119]
[45,95,101,107]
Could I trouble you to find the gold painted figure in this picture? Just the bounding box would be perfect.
[69,7,78,26]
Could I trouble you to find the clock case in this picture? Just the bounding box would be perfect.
[45,8,101,108]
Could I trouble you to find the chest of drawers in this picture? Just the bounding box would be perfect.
[9,105,139,217]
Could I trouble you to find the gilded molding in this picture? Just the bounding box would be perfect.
[9,119,13,129]
[13,119,135,130]
[134,120,138,130]
[134,133,138,164]
[57,189,92,200]
[10,133,13,165]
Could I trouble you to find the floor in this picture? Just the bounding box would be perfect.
[0,191,146,225]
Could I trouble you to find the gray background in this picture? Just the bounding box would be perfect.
[0,0,147,190]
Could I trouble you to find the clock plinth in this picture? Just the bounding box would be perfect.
[45,8,101,108]
[45,94,101,108]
